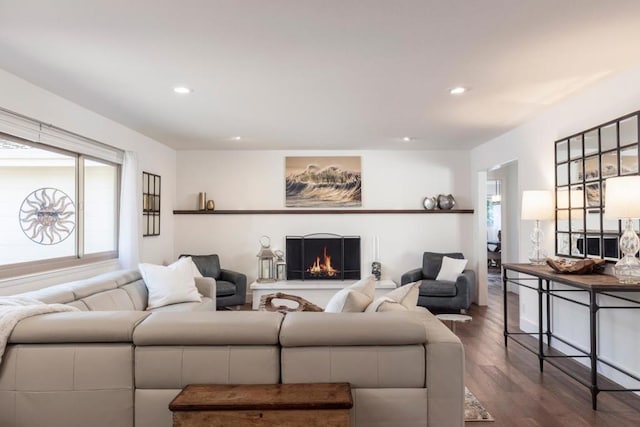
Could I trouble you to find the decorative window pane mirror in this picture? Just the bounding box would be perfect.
[555,112,640,261]
[142,171,161,236]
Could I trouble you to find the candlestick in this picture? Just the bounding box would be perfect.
[372,236,380,262]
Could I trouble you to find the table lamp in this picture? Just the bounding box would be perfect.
[521,190,554,264]
[604,176,640,284]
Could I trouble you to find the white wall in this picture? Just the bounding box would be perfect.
[0,68,176,293]
[470,65,640,391]
[175,150,474,286]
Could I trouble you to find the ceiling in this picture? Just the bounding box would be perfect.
[2,1,640,151]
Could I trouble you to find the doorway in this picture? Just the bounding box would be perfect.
[477,160,519,305]
[486,178,502,289]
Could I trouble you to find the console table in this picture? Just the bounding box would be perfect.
[250,279,396,310]
[502,263,640,410]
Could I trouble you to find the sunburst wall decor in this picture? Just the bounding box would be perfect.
[19,187,76,245]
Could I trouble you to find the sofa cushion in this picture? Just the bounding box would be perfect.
[21,286,75,305]
[419,280,457,297]
[215,280,236,297]
[135,346,280,389]
[133,312,284,346]
[139,258,202,310]
[435,256,468,281]
[422,252,464,280]
[324,276,376,313]
[281,345,425,388]
[280,312,426,347]
[81,289,137,311]
[147,298,215,312]
[66,300,89,311]
[9,311,151,343]
[120,280,149,310]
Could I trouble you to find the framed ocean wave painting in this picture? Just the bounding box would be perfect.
[285,156,362,207]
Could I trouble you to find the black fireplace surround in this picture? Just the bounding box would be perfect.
[286,233,361,280]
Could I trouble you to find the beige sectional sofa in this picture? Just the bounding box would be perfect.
[0,269,464,427]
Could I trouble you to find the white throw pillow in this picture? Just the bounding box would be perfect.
[139,257,202,310]
[191,259,203,278]
[365,281,421,312]
[435,256,468,282]
[324,276,376,312]
[365,296,408,312]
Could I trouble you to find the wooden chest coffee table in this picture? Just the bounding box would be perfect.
[169,383,353,427]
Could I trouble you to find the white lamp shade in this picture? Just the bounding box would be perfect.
[604,176,640,219]
[521,190,554,220]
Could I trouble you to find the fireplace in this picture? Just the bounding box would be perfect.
[286,233,361,280]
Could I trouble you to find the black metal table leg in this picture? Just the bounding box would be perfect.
[545,279,552,346]
[503,267,508,346]
[589,290,599,410]
[537,277,544,372]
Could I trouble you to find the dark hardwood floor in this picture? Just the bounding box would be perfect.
[458,280,640,426]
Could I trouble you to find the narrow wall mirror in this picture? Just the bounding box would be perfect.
[143,171,161,236]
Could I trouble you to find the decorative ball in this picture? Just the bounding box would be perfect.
[437,194,456,210]
[423,196,437,210]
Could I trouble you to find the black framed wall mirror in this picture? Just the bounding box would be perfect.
[142,171,161,237]
[555,111,640,261]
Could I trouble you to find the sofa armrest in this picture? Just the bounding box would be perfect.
[409,311,465,427]
[401,268,423,285]
[455,269,476,307]
[194,277,216,299]
[220,268,247,293]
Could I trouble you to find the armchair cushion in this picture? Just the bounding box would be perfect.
[422,252,464,279]
[215,280,237,297]
[418,280,457,297]
[435,256,468,281]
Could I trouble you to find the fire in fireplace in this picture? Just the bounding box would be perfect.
[286,233,361,280]
[307,246,339,277]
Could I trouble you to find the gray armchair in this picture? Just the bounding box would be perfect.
[401,252,475,313]
[180,254,247,308]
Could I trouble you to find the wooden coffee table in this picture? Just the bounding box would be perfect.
[169,383,353,426]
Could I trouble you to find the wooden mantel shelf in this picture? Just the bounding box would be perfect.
[173,209,474,215]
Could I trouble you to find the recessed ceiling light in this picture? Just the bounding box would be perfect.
[232,136,242,141]
[173,86,192,94]
[449,86,467,95]
[402,137,413,142]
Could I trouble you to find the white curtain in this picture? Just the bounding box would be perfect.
[118,151,141,269]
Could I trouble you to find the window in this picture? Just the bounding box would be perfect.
[0,126,122,278]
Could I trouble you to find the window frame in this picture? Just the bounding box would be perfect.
[0,134,122,279]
